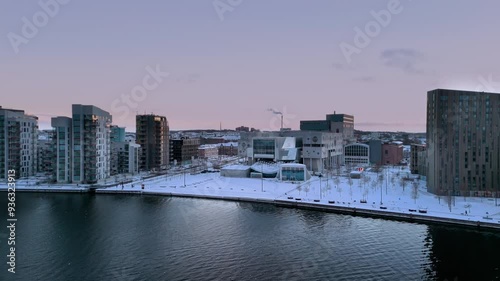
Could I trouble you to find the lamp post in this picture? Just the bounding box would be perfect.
[261,161,264,192]
[380,178,383,205]
[183,162,186,187]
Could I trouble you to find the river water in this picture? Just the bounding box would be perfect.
[0,193,499,280]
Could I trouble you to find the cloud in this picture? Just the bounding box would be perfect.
[380,48,424,74]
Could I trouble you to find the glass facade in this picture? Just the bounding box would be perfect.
[281,167,305,181]
[253,139,275,155]
[345,144,369,157]
[300,120,330,131]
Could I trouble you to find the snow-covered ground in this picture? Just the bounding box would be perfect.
[3,166,499,226]
[98,166,500,225]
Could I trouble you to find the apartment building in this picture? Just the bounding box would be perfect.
[0,107,38,179]
[426,89,500,196]
[136,114,169,171]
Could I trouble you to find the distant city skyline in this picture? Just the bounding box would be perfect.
[2,0,500,132]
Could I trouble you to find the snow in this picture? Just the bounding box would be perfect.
[220,142,238,147]
[221,165,251,171]
[93,166,500,225]
[2,166,499,227]
[250,162,280,174]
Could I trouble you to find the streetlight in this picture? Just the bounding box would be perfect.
[261,161,264,192]
[319,175,322,200]
[183,161,186,187]
[380,177,383,205]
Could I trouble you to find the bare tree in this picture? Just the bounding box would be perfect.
[334,176,341,189]
[435,189,442,204]
[411,180,419,204]
[363,175,371,190]
[460,184,468,202]
[363,187,369,201]
[445,190,453,212]
[378,173,384,191]
[400,177,407,192]
[326,184,332,198]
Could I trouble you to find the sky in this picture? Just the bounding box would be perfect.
[1,0,500,132]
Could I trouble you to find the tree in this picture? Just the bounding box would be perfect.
[326,184,332,197]
[362,188,369,201]
[363,175,371,190]
[460,184,468,202]
[445,189,454,212]
[435,189,442,204]
[347,177,354,201]
[411,180,419,204]
[378,173,384,192]
[400,178,407,192]
[334,176,341,189]
[348,178,353,190]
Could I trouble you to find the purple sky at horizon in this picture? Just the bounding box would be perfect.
[1,0,499,132]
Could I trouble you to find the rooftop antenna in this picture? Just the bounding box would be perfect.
[267,108,283,130]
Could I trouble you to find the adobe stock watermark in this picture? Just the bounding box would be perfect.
[475,74,500,93]
[110,65,169,122]
[264,107,296,132]
[7,0,71,54]
[213,0,243,21]
[339,0,409,64]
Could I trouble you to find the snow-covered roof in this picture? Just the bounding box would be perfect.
[223,135,240,140]
[198,144,218,150]
[221,165,251,171]
[218,142,238,147]
[251,162,279,174]
[280,163,306,168]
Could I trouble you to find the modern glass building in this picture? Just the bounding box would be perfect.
[278,163,310,181]
[51,105,112,184]
[344,143,370,166]
[51,117,72,183]
[111,126,126,143]
[253,138,276,160]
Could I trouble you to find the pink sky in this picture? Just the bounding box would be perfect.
[1,0,499,132]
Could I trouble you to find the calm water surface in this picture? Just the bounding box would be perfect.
[0,193,499,281]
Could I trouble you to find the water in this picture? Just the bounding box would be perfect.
[0,193,499,281]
